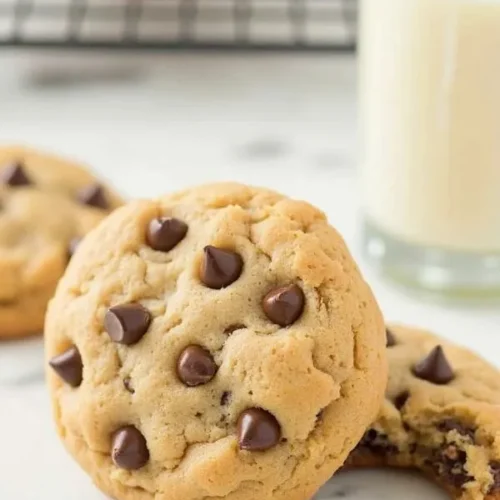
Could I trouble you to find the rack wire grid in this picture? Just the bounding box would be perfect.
[0,0,358,51]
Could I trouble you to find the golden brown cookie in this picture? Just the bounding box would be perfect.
[45,182,387,500]
[346,324,500,500]
[0,146,123,338]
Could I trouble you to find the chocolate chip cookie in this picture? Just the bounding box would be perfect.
[346,324,500,500]
[0,146,122,338]
[45,182,387,500]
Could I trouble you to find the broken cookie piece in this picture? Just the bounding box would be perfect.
[346,324,500,500]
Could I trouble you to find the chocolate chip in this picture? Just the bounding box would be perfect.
[413,346,455,385]
[146,217,188,252]
[77,183,108,209]
[177,345,217,387]
[438,419,475,441]
[489,462,500,493]
[386,328,396,347]
[200,246,243,289]
[393,391,410,410]
[263,284,305,327]
[1,162,32,186]
[237,408,281,451]
[104,304,152,345]
[357,428,398,455]
[220,391,231,406]
[123,377,135,394]
[429,444,473,489]
[224,324,246,335]
[49,346,83,387]
[68,237,82,258]
[111,425,149,470]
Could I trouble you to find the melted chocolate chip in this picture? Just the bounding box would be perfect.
[438,419,475,441]
[262,284,305,327]
[177,345,217,387]
[237,408,281,451]
[77,184,108,209]
[429,444,473,489]
[1,162,32,186]
[49,346,83,387]
[489,462,500,493]
[104,303,152,345]
[386,328,396,347]
[413,345,455,385]
[357,428,398,455]
[200,246,243,289]
[111,425,149,470]
[393,391,410,410]
[146,217,188,252]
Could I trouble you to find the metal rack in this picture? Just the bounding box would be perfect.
[0,0,357,51]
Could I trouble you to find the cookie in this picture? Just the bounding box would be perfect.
[0,146,123,338]
[346,324,500,500]
[45,182,387,500]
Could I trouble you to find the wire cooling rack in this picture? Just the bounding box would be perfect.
[0,0,357,51]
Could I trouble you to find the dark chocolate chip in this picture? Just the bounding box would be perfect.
[430,444,473,489]
[489,462,500,493]
[49,346,83,387]
[438,419,475,441]
[200,246,243,289]
[77,184,108,209]
[262,284,305,327]
[111,425,149,470]
[220,391,231,406]
[224,324,246,335]
[104,303,152,345]
[177,345,217,387]
[68,237,82,258]
[393,391,410,410]
[413,345,455,385]
[146,217,188,252]
[1,162,32,186]
[357,428,399,456]
[237,408,281,451]
[123,377,135,394]
[386,328,396,347]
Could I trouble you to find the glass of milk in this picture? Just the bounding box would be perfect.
[359,0,500,298]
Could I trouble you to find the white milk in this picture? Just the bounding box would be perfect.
[360,0,500,253]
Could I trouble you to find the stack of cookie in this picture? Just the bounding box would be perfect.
[4,148,498,500]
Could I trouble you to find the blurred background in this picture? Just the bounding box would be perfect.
[0,0,357,201]
[0,1,499,499]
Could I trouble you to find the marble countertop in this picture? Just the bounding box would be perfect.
[0,52,498,500]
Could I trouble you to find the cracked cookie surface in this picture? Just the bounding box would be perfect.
[346,324,500,500]
[0,146,123,338]
[45,182,387,500]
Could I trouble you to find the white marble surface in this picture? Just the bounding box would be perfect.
[0,52,498,499]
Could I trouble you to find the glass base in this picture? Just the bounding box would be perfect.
[362,219,500,300]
